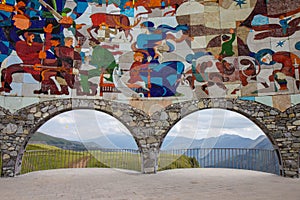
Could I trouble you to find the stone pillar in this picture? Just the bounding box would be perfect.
[131,125,163,174]
[276,132,300,178]
[0,119,26,177]
[141,147,159,173]
[281,152,299,178]
[14,145,26,176]
[1,149,17,177]
[1,139,21,177]
[1,123,21,177]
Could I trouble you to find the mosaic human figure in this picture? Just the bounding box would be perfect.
[218,28,236,60]
[77,41,118,95]
[127,51,149,91]
[132,21,191,62]
[0,24,53,93]
[54,37,81,95]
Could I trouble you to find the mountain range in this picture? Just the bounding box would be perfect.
[30,132,273,150]
[161,134,273,150]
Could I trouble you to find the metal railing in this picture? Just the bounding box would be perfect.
[20,148,281,175]
[21,149,141,174]
[159,148,280,175]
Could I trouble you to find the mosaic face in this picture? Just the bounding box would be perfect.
[0,0,299,100]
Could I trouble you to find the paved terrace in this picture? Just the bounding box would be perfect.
[0,168,299,200]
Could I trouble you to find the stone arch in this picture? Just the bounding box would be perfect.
[0,98,150,176]
[160,101,278,147]
[151,98,294,176]
[18,101,143,147]
[159,108,282,174]
[153,99,280,147]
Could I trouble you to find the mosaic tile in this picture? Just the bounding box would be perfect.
[3,96,24,112]
[190,14,205,26]
[291,94,300,106]
[240,81,258,97]
[271,37,291,52]
[22,83,41,97]
[272,94,291,112]
[254,95,273,107]
[205,12,221,28]
[192,36,207,49]
[225,82,241,97]
[236,26,251,44]
[9,82,22,96]
[267,0,287,16]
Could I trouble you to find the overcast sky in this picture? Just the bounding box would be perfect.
[38,109,264,145]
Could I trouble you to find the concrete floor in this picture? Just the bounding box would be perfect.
[0,168,299,200]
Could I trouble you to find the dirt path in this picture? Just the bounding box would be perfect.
[69,156,90,168]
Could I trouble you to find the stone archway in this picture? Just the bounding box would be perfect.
[19,109,141,174]
[148,98,299,177]
[0,98,150,176]
[159,100,279,148]
[159,107,282,174]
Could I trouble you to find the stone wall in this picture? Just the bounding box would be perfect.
[1,98,299,178]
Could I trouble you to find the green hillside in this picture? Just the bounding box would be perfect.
[159,155,200,171]
[30,132,88,150]
[26,143,61,151]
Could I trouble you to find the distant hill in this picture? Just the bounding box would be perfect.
[30,132,138,150]
[26,143,62,151]
[83,134,139,149]
[162,134,273,150]
[30,132,273,151]
[252,135,274,149]
[29,132,98,151]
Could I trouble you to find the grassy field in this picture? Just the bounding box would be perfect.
[21,144,142,174]
[0,145,200,175]
[158,153,200,171]
[86,150,141,170]
[22,144,89,174]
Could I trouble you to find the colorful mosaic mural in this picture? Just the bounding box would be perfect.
[0,0,299,101]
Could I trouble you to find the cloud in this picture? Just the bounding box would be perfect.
[38,109,132,141]
[168,109,264,140]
